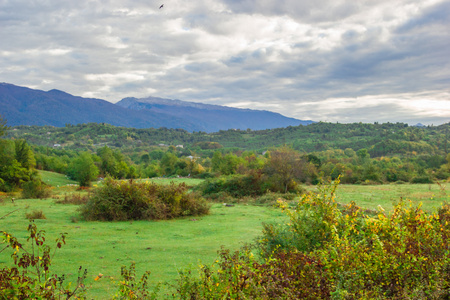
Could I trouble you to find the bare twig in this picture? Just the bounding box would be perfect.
[0,208,22,220]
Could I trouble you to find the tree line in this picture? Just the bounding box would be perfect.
[1,117,449,192]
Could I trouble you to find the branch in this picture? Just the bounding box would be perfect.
[0,208,22,220]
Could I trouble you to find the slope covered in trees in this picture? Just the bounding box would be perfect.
[3,121,449,187]
[7,121,448,156]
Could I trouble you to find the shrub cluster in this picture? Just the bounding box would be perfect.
[196,172,303,201]
[175,179,450,299]
[56,193,89,205]
[197,173,266,198]
[25,209,46,220]
[21,178,51,199]
[81,178,210,221]
[174,246,330,299]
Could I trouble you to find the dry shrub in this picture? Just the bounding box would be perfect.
[81,178,209,221]
[25,210,46,220]
[56,193,89,205]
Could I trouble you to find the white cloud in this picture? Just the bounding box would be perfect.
[289,92,450,124]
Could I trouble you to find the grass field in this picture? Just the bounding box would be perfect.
[137,177,205,187]
[305,181,450,212]
[0,198,286,298]
[1,171,449,298]
[39,170,78,186]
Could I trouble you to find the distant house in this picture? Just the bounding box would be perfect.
[53,144,61,147]
[176,145,184,148]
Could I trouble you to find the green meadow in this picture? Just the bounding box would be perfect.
[1,172,286,298]
[39,170,78,186]
[1,171,449,298]
[305,181,450,212]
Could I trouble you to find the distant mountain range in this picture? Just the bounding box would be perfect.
[0,83,314,132]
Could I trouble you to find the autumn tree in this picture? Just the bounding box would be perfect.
[264,146,305,193]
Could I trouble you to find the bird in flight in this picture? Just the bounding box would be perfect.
[159,4,164,9]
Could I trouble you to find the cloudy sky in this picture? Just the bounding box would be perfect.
[1,0,449,125]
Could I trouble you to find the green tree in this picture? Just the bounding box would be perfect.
[356,148,370,161]
[211,151,223,173]
[97,146,118,177]
[222,153,240,175]
[160,152,178,175]
[211,151,240,175]
[140,153,150,166]
[14,140,36,169]
[0,138,37,192]
[0,115,8,137]
[68,152,99,187]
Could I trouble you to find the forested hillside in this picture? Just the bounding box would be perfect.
[7,121,449,155]
[3,121,449,190]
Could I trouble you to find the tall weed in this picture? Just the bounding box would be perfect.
[0,220,87,299]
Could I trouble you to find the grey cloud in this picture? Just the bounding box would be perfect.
[396,1,450,33]
[0,0,449,125]
[219,0,392,23]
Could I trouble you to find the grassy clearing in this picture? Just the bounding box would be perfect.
[138,177,205,187]
[0,199,285,298]
[39,170,204,188]
[39,170,78,187]
[305,182,450,212]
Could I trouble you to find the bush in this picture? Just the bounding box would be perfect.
[21,178,51,199]
[253,192,297,206]
[174,178,450,299]
[259,178,343,255]
[197,172,302,200]
[113,263,160,300]
[410,175,433,184]
[56,193,89,205]
[25,210,46,220]
[81,178,209,221]
[197,174,266,198]
[260,178,450,298]
[174,246,330,299]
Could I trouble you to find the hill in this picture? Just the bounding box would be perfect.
[7,121,449,158]
[0,83,313,132]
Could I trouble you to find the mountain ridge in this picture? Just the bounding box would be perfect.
[0,83,314,132]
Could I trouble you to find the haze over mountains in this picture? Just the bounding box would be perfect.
[0,83,313,132]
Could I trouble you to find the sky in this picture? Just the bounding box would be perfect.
[1,0,449,125]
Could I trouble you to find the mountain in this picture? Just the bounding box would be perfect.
[0,83,199,130]
[0,83,314,132]
[116,96,313,131]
